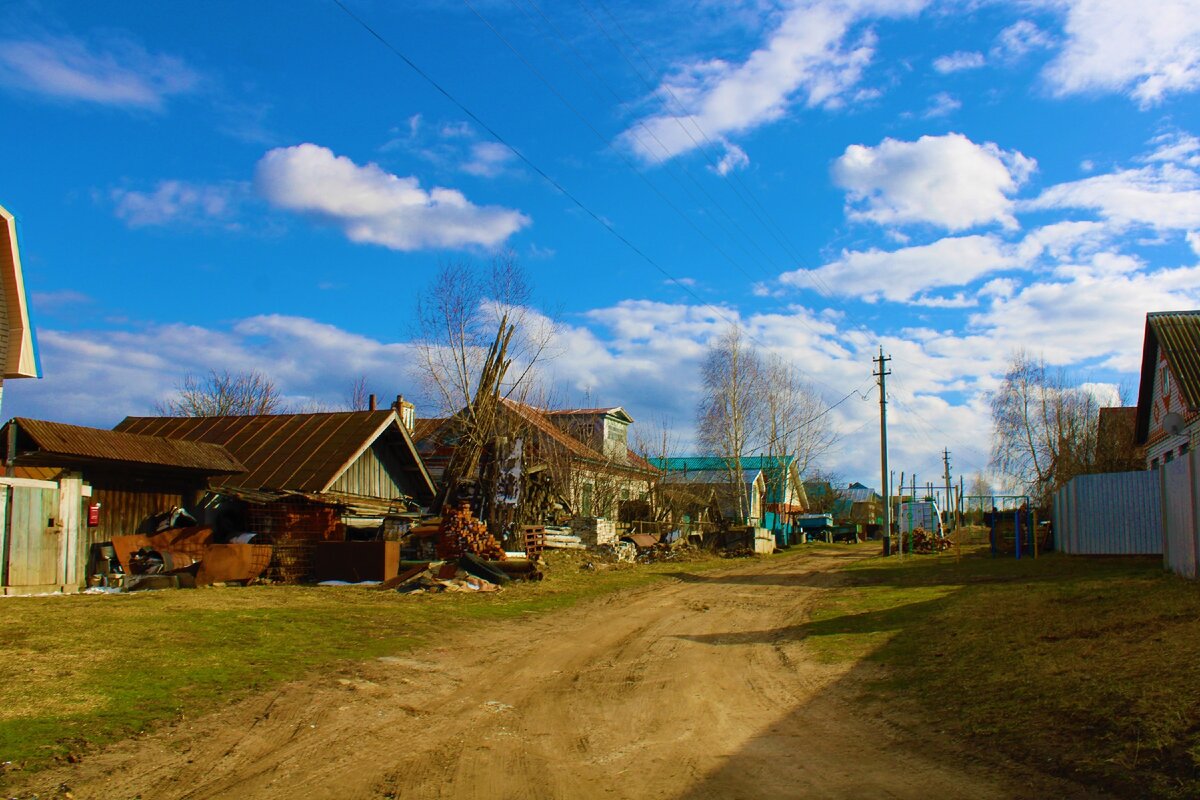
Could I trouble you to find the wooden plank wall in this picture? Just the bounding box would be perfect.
[6,486,59,586]
[329,441,409,499]
[88,486,188,545]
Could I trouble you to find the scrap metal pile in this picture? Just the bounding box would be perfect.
[94,519,273,591]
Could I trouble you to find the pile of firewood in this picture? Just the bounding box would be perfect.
[438,502,507,561]
[892,527,952,554]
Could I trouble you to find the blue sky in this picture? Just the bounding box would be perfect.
[3,0,1200,488]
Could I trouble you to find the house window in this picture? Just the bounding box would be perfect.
[1162,364,1170,397]
[1181,443,1190,456]
[1151,458,1160,469]
[1165,450,1174,464]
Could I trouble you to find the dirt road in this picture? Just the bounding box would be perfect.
[19,549,1081,799]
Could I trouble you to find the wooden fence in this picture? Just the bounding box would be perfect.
[0,474,91,595]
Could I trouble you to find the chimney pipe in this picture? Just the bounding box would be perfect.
[368,393,377,411]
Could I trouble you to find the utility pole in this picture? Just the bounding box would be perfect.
[943,448,953,533]
[874,348,892,556]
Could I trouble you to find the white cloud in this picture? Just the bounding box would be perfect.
[922,91,961,118]
[933,51,984,73]
[0,34,198,110]
[713,141,750,175]
[461,141,515,178]
[1187,230,1200,256]
[1044,0,1200,106]
[967,262,1200,370]
[1143,131,1200,168]
[780,235,1016,302]
[255,143,530,251]
[621,0,928,164]
[833,133,1036,230]
[990,20,1054,62]
[111,180,245,227]
[1025,164,1200,230]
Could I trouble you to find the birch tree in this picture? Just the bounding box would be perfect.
[989,350,1102,506]
[697,326,766,523]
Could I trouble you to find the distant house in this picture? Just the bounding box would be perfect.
[414,400,658,524]
[0,204,41,415]
[1134,311,1200,468]
[837,482,884,526]
[650,456,807,528]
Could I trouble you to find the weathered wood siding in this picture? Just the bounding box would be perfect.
[87,486,190,546]
[329,441,411,499]
[5,484,58,585]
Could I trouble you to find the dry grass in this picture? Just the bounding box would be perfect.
[805,546,1200,798]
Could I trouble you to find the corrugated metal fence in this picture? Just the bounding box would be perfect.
[1053,470,1161,555]
[1053,449,1200,576]
[1162,452,1199,577]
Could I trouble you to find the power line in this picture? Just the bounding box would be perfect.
[460,0,766,290]
[509,0,788,284]
[333,0,856,403]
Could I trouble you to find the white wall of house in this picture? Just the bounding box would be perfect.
[1146,353,1199,468]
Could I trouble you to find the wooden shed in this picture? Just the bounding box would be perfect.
[0,418,245,594]
[116,409,435,506]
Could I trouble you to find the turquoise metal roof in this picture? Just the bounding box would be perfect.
[651,456,796,504]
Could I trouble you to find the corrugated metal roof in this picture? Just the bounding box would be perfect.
[660,468,762,487]
[1135,311,1200,442]
[9,418,243,473]
[115,410,432,495]
[545,407,634,423]
[650,455,794,472]
[1151,311,1200,410]
[411,417,448,443]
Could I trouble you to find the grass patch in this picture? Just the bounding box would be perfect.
[806,546,1200,798]
[0,549,760,774]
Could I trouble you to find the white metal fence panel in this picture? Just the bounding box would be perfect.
[1054,470,1162,555]
[1162,451,1199,577]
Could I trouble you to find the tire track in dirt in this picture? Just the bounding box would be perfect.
[14,549,1086,799]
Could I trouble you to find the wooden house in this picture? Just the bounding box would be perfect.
[1134,311,1200,469]
[0,204,41,417]
[414,400,658,525]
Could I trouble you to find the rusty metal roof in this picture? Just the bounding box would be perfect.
[1136,311,1200,442]
[411,417,448,443]
[115,410,433,496]
[499,399,657,476]
[7,418,244,473]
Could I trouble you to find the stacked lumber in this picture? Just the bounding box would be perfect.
[438,502,507,561]
[572,517,617,547]
[542,528,587,550]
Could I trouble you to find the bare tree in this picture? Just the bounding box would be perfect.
[697,326,767,523]
[413,251,558,419]
[346,376,371,411]
[762,354,838,479]
[157,369,284,416]
[989,350,1103,506]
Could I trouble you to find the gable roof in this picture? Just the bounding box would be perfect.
[1135,310,1200,442]
[545,407,634,424]
[0,204,39,380]
[498,398,656,475]
[115,410,434,497]
[5,417,243,473]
